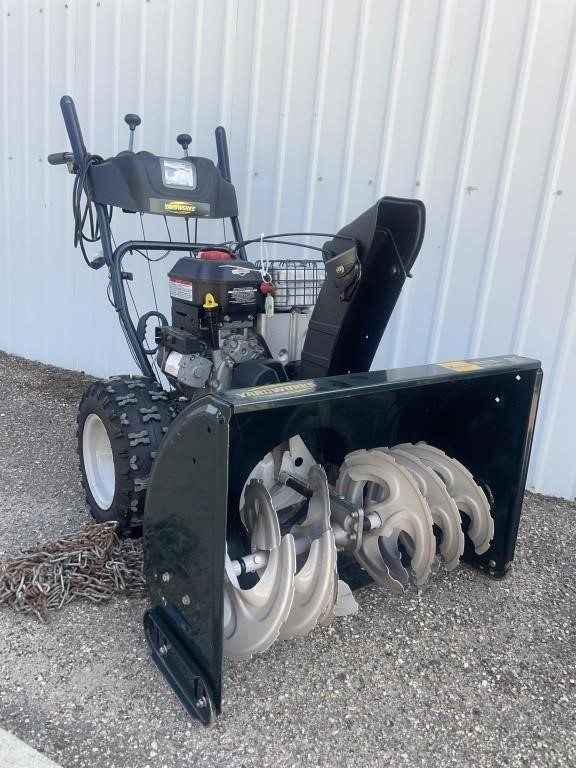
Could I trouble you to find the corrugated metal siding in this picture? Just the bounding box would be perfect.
[0,0,575,498]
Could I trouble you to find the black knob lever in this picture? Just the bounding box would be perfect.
[177,133,192,156]
[124,113,142,151]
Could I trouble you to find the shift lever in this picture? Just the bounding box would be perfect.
[124,113,142,151]
[177,133,192,156]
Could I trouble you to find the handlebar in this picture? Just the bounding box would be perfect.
[60,95,87,164]
[47,152,75,166]
[215,126,231,182]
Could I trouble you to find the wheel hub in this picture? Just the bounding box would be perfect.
[82,413,115,510]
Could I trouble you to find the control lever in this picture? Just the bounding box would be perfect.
[177,133,192,156]
[124,113,141,151]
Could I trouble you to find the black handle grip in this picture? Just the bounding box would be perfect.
[47,152,75,166]
[60,95,87,162]
[215,126,231,182]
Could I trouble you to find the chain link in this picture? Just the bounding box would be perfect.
[0,522,145,621]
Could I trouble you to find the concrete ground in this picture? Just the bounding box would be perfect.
[0,350,574,768]
[0,727,63,767]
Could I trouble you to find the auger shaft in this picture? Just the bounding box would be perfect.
[231,535,309,576]
[231,508,383,577]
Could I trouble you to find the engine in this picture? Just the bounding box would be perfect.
[157,250,282,395]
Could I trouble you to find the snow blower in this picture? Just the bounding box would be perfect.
[49,95,542,724]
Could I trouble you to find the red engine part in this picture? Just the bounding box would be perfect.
[199,250,232,261]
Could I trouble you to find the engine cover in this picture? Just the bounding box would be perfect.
[168,257,264,319]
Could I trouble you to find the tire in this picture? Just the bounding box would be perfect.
[77,376,176,535]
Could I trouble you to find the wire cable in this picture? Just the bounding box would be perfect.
[71,155,113,268]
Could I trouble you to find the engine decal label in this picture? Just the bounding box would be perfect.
[228,287,257,304]
[438,360,484,372]
[169,278,193,302]
[234,381,316,399]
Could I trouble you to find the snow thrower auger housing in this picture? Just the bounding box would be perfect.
[49,95,542,725]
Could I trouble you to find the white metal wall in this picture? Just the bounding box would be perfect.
[0,0,575,498]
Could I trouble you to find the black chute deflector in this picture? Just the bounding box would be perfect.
[300,197,425,378]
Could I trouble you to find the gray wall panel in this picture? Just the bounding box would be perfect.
[0,0,574,497]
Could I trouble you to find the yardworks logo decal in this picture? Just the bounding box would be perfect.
[164,201,197,214]
[235,381,316,399]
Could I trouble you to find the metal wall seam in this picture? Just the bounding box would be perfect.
[87,0,96,147]
[337,0,372,227]
[303,0,334,234]
[65,0,77,370]
[241,0,266,234]
[1,0,12,352]
[375,0,411,200]
[271,0,299,234]
[468,0,541,359]
[530,258,576,491]
[21,1,32,359]
[389,0,455,369]
[427,0,496,363]
[161,0,176,156]
[189,0,204,155]
[411,0,456,202]
[111,1,122,155]
[512,6,576,354]
[41,0,51,368]
[137,0,149,146]
[218,0,238,130]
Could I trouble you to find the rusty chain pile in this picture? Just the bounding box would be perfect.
[0,522,146,621]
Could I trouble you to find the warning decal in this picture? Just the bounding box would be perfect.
[169,278,193,302]
[438,360,483,372]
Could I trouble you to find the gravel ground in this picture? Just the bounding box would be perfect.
[0,350,574,768]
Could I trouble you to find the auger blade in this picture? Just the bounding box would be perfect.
[395,443,494,555]
[337,450,436,590]
[223,482,296,660]
[280,465,337,639]
[385,448,465,571]
[240,435,316,513]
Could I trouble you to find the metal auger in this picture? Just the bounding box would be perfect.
[222,441,496,660]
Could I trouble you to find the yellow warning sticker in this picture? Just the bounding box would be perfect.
[438,360,483,372]
[235,381,316,399]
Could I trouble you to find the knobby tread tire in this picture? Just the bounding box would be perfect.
[77,375,176,536]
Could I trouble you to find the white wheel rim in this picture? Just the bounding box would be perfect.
[83,413,115,510]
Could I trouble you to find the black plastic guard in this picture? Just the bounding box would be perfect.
[300,196,425,378]
[144,355,541,724]
[143,398,230,723]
